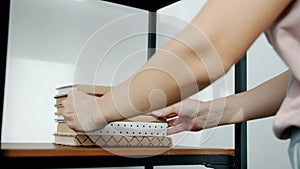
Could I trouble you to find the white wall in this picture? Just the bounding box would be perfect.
[3,0,147,142]
[2,0,292,169]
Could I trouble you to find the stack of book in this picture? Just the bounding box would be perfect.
[53,84,173,147]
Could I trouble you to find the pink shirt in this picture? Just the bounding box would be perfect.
[265,0,300,139]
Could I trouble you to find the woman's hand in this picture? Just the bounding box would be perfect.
[151,98,224,135]
[62,91,108,132]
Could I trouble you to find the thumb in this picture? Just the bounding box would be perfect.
[151,105,177,118]
[151,109,165,117]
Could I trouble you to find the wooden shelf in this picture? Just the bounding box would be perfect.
[1,143,235,168]
[1,143,234,157]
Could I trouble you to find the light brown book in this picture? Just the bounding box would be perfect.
[53,133,173,147]
[54,114,170,147]
[56,121,76,133]
[53,133,95,146]
[54,93,105,105]
[55,96,67,105]
[54,104,64,114]
[55,84,111,97]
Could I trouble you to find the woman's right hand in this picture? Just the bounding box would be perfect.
[62,90,109,132]
[151,98,224,135]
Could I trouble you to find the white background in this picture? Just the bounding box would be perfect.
[2,0,291,169]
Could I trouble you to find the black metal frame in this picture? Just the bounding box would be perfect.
[234,57,248,169]
[2,155,235,169]
[102,0,181,12]
[234,116,248,169]
[147,11,157,59]
[0,0,10,147]
[0,1,247,169]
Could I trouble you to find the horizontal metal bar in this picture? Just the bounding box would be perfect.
[2,155,235,168]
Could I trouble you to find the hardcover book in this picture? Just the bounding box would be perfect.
[53,133,173,147]
[55,83,111,97]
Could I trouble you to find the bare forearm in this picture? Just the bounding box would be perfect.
[217,70,290,126]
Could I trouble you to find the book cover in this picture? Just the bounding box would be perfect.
[55,84,111,97]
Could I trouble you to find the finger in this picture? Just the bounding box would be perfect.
[62,110,77,125]
[167,117,182,127]
[61,95,71,107]
[166,112,178,118]
[61,101,74,115]
[152,105,177,117]
[65,119,84,132]
[61,94,74,109]
[167,125,187,135]
[161,105,178,117]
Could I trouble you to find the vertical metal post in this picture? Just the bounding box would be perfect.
[145,164,154,169]
[234,54,247,169]
[0,0,10,146]
[147,11,157,59]
[145,10,157,169]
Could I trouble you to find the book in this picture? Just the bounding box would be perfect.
[56,121,76,133]
[53,116,172,147]
[54,93,105,105]
[55,96,68,105]
[54,134,95,146]
[55,115,168,137]
[54,112,64,122]
[53,133,173,147]
[55,83,111,97]
[55,83,111,96]
[54,104,64,114]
